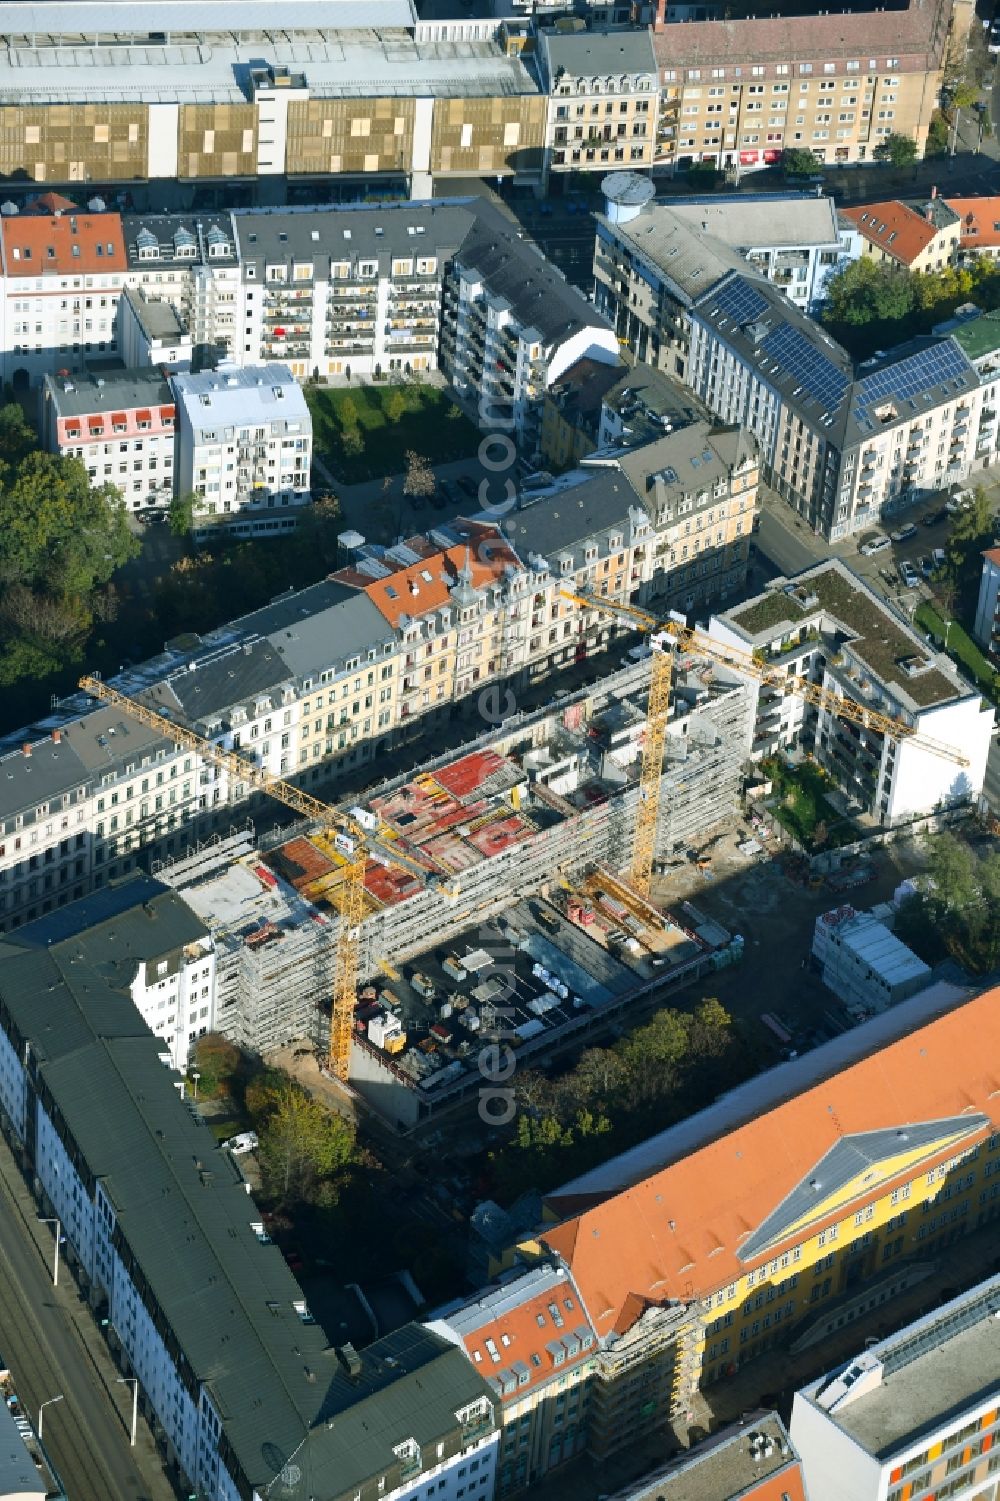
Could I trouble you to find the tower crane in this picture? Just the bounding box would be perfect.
[78,675,443,1080]
[557,590,970,899]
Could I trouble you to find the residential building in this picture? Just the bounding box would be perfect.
[973,546,1000,656]
[613,421,758,614]
[0,210,127,388]
[593,185,851,381]
[841,197,960,271]
[117,286,193,370]
[537,28,658,179]
[172,364,312,538]
[39,367,175,513]
[687,271,990,539]
[121,213,240,364]
[441,209,618,447]
[949,195,1000,262]
[0,1363,66,1501]
[654,0,950,171]
[596,362,702,449]
[0,28,545,199]
[0,905,499,1500]
[791,1273,1000,1501]
[811,905,931,1017]
[12,876,215,1072]
[603,1412,807,1501]
[525,979,1000,1455]
[540,356,625,469]
[430,1261,599,1495]
[709,559,994,822]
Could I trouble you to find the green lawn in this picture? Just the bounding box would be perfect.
[762,757,856,852]
[305,382,481,483]
[915,600,997,699]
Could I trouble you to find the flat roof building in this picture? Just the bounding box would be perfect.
[603,1412,807,1501]
[791,1272,1000,1501]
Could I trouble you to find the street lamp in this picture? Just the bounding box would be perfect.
[38,1217,62,1287]
[37,1396,63,1441]
[117,1378,138,1447]
[190,1070,201,1100]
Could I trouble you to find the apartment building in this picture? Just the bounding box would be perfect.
[540,356,625,470]
[121,213,240,364]
[441,209,618,447]
[117,286,194,370]
[430,1262,599,1495]
[605,1413,807,1501]
[616,422,758,614]
[525,980,1000,1455]
[537,27,658,179]
[39,367,176,512]
[593,185,851,380]
[0,904,500,1500]
[596,362,701,449]
[172,365,312,538]
[949,195,1000,262]
[841,197,961,271]
[709,559,994,823]
[791,1274,1000,1501]
[0,210,126,388]
[687,271,990,539]
[973,547,1000,656]
[653,0,950,171]
[0,26,545,200]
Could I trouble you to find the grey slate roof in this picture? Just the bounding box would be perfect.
[595,211,748,308]
[43,365,172,420]
[12,872,205,956]
[693,271,980,451]
[250,586,397,682]
[540,26,657,83]
[740,1117,986,1262]
[145,638,293,725]
[0,892,493,1498]
[233,200,477,279]
[457,205,611,346]
[616,421,752,505]
[500,466,640,570]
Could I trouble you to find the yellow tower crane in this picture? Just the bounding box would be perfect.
[557,590,970,899]
[78,674,437,1081]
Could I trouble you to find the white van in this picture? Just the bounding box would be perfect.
[222,1131,258,1156]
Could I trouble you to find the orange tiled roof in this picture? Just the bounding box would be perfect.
[946,196,1000,249]
[0,212,126,275]
[444,1275,596,1402]
[540,987,1000,1337]
[360,533,520,628]
[841,201,940,266]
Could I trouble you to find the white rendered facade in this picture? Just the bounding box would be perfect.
[172,364,312,538]
[128,940,217,1071]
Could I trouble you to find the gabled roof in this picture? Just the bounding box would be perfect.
[0,211,126,275]
[945,195,1000,249]
[347,533,520,628]
[840,201,942,266]
[539,984,1000,1336]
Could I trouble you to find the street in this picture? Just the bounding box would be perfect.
[0,1127,174,1501]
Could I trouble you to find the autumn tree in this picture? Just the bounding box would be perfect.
[168,490,199,537]
[258,1082,356,1207]
[873,132,918,166]
[190,1033,243,1099]
[402,449,436,500]
[382,387,407,423]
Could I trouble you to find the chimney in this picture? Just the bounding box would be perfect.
[931,184,938,200]
[52,729,61,745]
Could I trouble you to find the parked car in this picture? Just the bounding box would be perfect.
[919,555,935,579]
[923,506,949,527]
[859,533,891,556]
[899,561,920,588]
[932,547,947,569]
[890,522,918,543]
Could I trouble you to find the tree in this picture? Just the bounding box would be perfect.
[382,387,406,423]
[950,81,980,110]
[925,110,950,157]
[190,1033,242,1098]
[168,490,198,537]
[823,257,915,329]
[258,1083,356,1207]
[402,449,436,500]
[244,1068,287,1124]
[337,394,359,430]
[781,147,821,177]
[341,426,364,458]
[0,401,36,465]
[0,453,136,597]
[873,133,918,167]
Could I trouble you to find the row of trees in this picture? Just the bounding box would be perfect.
[489,998,741,1201]
[895,833,1000,973]
[822,257,1000,357]
[782,134,918,179]
[0,401,139,688]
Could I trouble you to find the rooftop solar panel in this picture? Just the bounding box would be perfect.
[854,340,972,422]
[761,323,850,411]
[710,276,769,326]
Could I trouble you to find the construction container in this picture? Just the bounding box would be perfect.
[384,1032,407,1055]
[442,956,468,982]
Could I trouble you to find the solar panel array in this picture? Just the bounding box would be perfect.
[710,276,769,326]
[855,340,972,421]
[761,323,850,412]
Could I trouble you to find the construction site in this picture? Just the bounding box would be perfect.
[157,652,753,1125]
